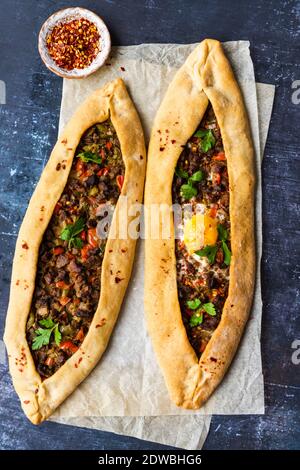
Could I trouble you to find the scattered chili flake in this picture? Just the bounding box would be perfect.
[46,18,100,71]
[56,163,61,171]
[160,147,165,152]
[40,206,45,211]
[121,248,127,253]
[171,139,176,144]
[22,242,29,250]
[140,155,143,160]
[62,164,66,170]
[23,400,30,404]
[61,139,67,144]
[115,276,124,283]
[210,357,217,362]
[16,280,20,286]
[78,357,83,364]
[120,66,125,71]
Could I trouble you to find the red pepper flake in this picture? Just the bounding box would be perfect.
[159,147,165,152]
[120,66,126,71]
[22,242,29,250]
[46,18,100,71]
[171,139,176,144]
[39,218,43,222]
[157,130,161,134]
[40,206,45,211]
[62,164,66,170]
[109,249,113,253]
[67,148,73,151]
[78,357,83,364]
[115,276,124,284]
[23,400,30,404]
[56,163,61,171]
[74,364,78,368]
[121,248,127,253]
[35,389,38,394]
[18,368,23,373]
[96,318,106,328]
[140,155,143,160]
[210,357,217,362]
[16,280,20,286]
[165,129,169,133]
[105,63,112,66]
[61,139,67,144]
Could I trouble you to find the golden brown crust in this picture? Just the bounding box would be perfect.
[144,39,255,409]
[4,78,146,424]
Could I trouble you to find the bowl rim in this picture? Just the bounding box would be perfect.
[38,6,111,79]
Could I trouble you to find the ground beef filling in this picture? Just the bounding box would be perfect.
[26,119,125,378]
[172,104,231,358]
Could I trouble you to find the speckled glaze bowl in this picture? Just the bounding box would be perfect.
[38,7,111,79]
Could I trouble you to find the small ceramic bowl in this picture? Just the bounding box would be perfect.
[38,7,111,79]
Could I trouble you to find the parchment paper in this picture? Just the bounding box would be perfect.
[49,42,275,448]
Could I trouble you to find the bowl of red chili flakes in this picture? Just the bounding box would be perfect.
[38,7,111,79]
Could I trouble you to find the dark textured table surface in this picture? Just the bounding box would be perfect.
[0,0,299,450]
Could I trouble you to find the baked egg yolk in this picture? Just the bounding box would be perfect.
[183,214,218,254]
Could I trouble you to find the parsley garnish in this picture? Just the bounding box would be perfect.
[195,245,218,264]
[60,217,85,249]
[194,129,216,152]
[180,184,197,200]
[179,170,203,201]
[190,312,203,327]
[32,318,61,350]
[188,300,216,327]
[175,167,189,179]
[188,170,203,184]
[76,151,102,164]
[217,223,231,266]
[187,298,201,310]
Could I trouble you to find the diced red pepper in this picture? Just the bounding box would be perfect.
[97,167,109,177]
[76,159,86,174]
[54,202,62,214]
[100,148,105,159]
[209,205,218,218]
[60,341,78,354]
[73,298,80,305]
[59,296,71,306]
[81,244,93,262]
[116,174,124,191]
[213,152,226,161]
[53,247,64,255]
[75,328,85,342]
[45,357,54,367]
[105,141,112,150]
[55,280,70,289]
[80,230,87,241]
[87,228,98,248]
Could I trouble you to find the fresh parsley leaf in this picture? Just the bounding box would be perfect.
[194,129,208,138]
[203,303,216,316]
[175,167,189,179]
[194,129,216,152]
[60,218,85,248]
[195,245,218,264]
[217,224,228,241]
[70,237,83,249]
[76,151,102,164]
[39,317,55,328]
[54,324,62,346]
[187,298,201,310]
[188,170,203,183]
[190,312,203,327]
[32,328,52,350]
[180,184,197,200]
[32,318,61,350]
[222,240,231,266]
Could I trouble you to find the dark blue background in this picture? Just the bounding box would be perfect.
[0,0,299,450]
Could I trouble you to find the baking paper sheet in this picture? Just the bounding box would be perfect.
[49,42,275,448]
